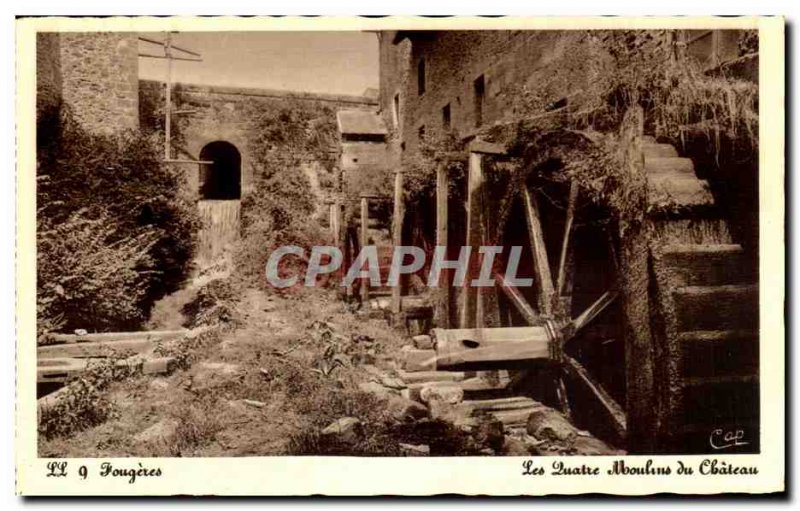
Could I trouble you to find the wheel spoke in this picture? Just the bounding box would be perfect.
[571,290,618,333]
[522,186,555,316]
[556,180,579,296]
[493,271,540,326]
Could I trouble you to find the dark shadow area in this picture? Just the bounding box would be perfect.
[200,141,242,200]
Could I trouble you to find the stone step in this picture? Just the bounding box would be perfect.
[645,156,695,176]
[660,244,755,287]
[673,284,758,332]
[681,376,759,425]
[682,374,758,388]
[647,170,714,209]
[678,330,758,378]
[643,142,679,159]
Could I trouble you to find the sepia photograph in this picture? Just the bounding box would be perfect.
[14,15,785,496]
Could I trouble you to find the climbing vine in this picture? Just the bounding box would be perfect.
[401,30,759,234]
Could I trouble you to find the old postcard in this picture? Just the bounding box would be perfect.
[15,15,784,496]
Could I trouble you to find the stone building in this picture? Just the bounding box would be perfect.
[36,32,139,135]
[376,29,759,455]
[378,29,750,165]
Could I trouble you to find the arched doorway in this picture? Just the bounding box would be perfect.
[199,141,241,200]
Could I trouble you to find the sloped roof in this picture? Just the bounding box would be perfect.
[336,110,388,136]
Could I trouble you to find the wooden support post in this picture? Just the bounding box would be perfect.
[522,186,555,316]
[435,161,450,328]
[336,200,349,301]
[391,171,404,316]
[360,196,370,304]
[460,152,484,328]
[617,105,656,453]
[329,202,338,241]
[164,33,173,160]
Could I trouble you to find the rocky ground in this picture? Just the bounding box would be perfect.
[39,278,623,457]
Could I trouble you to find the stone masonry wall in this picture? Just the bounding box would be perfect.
[58,33,139,135]
[140,80,378,202]
[381,30,594,160]
[36,33,62,118]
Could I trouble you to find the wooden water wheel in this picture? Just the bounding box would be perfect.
[431,136,628,444]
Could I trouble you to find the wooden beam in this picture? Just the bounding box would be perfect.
[571,290,618,334]
[435,161,450,328]
[138,53,202,62]
[556,180,579,296]
[391,171,404,315]
[360,197,370,304]
[522,186,555,316]
[38,338,153,359]
[434,326,552,369]
[468,138,508,155]
[493,271,541,326]
[563,355,627,441]
[47,329,187,345]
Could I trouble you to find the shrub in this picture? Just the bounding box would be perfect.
[36,104,199,335]
[233,104,335,291]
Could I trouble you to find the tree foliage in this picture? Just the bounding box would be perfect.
[37,104,199,336]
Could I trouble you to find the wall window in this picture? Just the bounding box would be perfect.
[474,75,485,127]
[418,125,426,141]
[417,59,426,96]
[442,103,451,130]
[392,93,400,128]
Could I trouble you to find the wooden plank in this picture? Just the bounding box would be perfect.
[494,271,541,326]
[47,329,186,345]
[397,370,467,384]
[402,372,513,401]
[522,186,555,316]
[462,397,540,411]
[564,355,627,440]
[37,358,88,383]
[468,138,508,155]
[360,197,370,303]
[435,161,450,328]
[38,338,153,359]
[391,171,404,315]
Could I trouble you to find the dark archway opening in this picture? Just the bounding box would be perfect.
[199,141,241,200]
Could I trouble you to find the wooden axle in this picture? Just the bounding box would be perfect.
[433,324,561,369]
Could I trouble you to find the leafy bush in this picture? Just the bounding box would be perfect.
[180,278,242,330]
[36,104,199,336]
[38,358,136,439]
[234,104,335,291]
